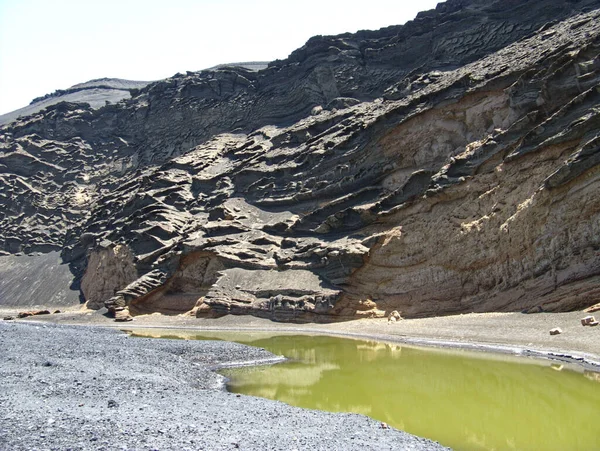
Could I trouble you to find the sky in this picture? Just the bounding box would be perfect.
[0,0,440,115]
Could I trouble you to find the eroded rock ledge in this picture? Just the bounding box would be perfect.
[1,0,600,321]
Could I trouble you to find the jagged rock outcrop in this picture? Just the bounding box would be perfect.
[1,0,600,321]
[80,243,138,310]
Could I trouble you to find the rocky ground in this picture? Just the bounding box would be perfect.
[0,321,449,451]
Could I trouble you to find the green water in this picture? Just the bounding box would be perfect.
[132,330,600,451]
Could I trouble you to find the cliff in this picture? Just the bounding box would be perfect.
[1,0,599,321]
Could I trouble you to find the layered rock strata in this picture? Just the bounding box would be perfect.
[1,0,599,321]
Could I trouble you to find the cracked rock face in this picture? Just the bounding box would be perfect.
[1,0,600,321]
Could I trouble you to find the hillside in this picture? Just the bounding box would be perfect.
[0,78,151,126]
[1,0,599,321]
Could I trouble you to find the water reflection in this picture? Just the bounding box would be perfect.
[584,370,600,383]
[130,330,600,451]
[231,361,339,387]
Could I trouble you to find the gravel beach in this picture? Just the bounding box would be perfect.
[0,322,449,450]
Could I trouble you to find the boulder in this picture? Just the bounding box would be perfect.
[17,310,50,318]
[581,316,596,326]
[114,308,133,322]
[585,303,600,313]
[388,310,403,322]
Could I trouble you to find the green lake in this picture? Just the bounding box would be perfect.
[130,330,600,451]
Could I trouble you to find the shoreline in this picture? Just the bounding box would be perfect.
[1,321,449,450]
[3,309,598,449]
[128,324,600,372]
[7,308,600,372]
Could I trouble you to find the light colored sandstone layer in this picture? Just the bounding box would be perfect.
[81,245,138,309]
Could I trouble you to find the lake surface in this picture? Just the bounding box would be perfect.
[130,330,600,451]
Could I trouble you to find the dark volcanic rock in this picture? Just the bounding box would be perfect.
[1,0,600,320]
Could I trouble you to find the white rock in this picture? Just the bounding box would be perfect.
[581,315,596,326]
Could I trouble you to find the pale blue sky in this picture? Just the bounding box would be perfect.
[0,0,440,114]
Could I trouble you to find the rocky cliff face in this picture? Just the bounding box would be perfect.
[1,0,599,321]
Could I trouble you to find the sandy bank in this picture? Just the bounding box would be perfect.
[4,308,600,371]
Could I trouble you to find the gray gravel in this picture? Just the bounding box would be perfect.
[0,322,449,450]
